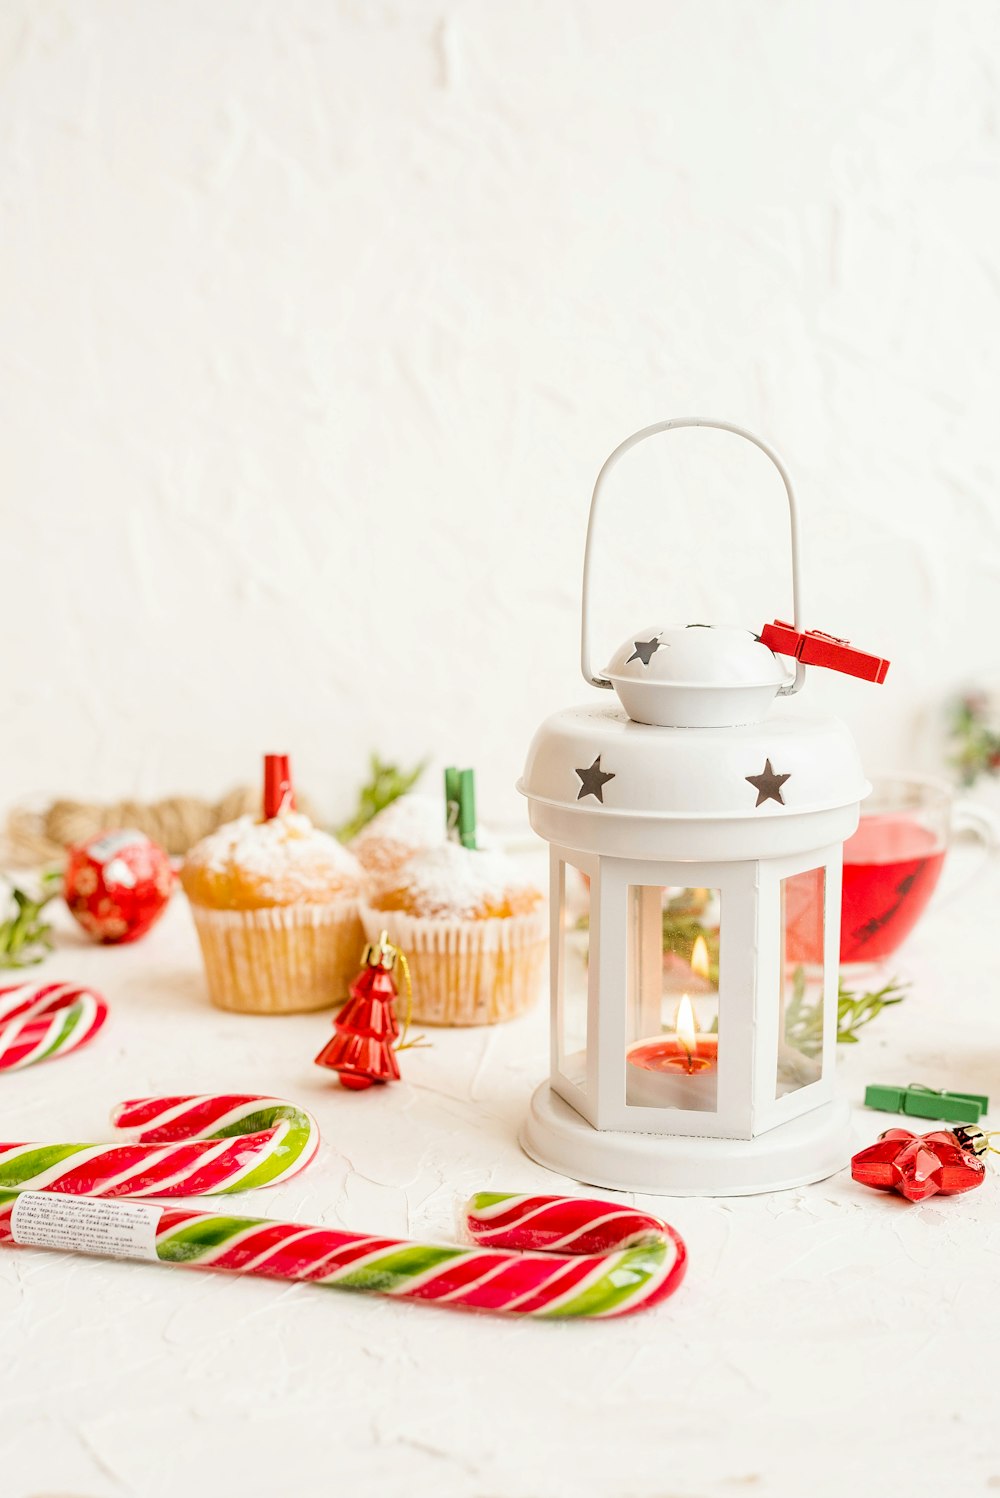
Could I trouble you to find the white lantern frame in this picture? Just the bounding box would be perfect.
[519,418,868,1197]
[547,843,842,1137]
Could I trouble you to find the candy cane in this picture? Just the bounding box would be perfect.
[0,981,109,1072]
[465,1191,672,1254]
[0,1094,319,1198]
[0,1188,686,1320]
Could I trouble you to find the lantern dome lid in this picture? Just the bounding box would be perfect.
[602,624,790,728]
[518,703,868,827]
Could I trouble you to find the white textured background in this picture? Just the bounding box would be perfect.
[2,0,999,823]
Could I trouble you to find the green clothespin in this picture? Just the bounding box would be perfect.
[457,768,477,850]
[443,767,477,850]
[863,1084,908,1114]
[864,1082,989,1125]
[444,767,461,838]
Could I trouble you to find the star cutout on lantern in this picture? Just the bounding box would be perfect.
[626,637,661,666]
[575,755,615,803]
[745,758,791,807]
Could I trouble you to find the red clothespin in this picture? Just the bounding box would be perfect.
[760,621,890,684]
[263,754,296,819]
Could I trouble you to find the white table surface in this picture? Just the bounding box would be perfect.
[3,852,1000,1498]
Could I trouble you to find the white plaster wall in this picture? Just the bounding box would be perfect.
[2,0,998,825]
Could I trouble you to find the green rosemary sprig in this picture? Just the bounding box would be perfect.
[336,754,427,842]
[835,973,910,1045]
[0,875,61,969]
[949,692,1000,788]
[784,966,909,1057]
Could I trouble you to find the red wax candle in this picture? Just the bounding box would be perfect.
[627,1033,719,1076]
[626,996,718,1111]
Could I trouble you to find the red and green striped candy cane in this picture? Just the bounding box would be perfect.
[464,1191,676,1256]
[0,981,109,1071]
[0,1188,686,1320]
[0,1093,319,1197]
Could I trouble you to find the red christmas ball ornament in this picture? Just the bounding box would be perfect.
[65,829,174,945]
[315,932,406,1090]
[851,1126,989,1203]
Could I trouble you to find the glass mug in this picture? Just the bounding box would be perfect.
[785,774,998,967]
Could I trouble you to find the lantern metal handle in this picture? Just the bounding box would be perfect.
[581,416,805,696]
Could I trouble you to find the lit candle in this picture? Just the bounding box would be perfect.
[664,929,716,995]
[626,995,719,1112]
[690,934,710,982]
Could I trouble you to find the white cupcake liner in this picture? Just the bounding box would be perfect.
[190,899,364,1014]
[359,902,547,1026]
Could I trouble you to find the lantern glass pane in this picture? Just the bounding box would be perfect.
[777,867,826,1097]
[556,861,591,1090]
[624,885,721,1113]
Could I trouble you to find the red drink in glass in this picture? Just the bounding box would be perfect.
[782,776,986,967]
[839,816,946,963]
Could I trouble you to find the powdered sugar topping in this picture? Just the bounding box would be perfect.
[188,812,362,887]
[383,841,538,918]
[351,794,444,855]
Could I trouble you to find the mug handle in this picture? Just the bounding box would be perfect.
[933,798,1000,909]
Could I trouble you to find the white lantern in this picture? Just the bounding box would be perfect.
[518,418,880,1197]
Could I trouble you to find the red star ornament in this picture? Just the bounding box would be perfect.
[851,1127,986,1202]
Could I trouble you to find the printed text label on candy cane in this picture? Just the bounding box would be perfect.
[10,1192,163,1262]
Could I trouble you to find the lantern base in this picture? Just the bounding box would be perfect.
[520,1084,852,1197]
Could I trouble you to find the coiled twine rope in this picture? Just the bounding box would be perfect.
[3,788,318,867]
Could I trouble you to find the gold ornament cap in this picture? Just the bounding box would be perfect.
[361,929,398,972]
[952,1125,989,1157]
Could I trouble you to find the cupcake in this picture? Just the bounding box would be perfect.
[350,793,444,887]
[360,840,546,1026]
[181,802,366,1015]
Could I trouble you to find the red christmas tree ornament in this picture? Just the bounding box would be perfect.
[315,931,408,1090]
[65,830,174,945]
[851,1126,991,1202]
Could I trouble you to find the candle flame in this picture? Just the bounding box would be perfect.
[690,934,710,981]
[675,994,698,1054]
